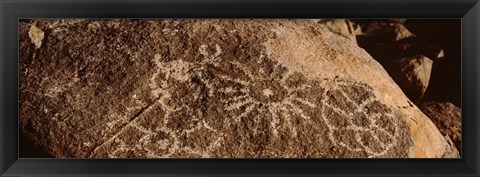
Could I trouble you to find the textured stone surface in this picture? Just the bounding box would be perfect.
[420,102,461,153]
[386,55,433,104]
[320,19,361,44]
[19,19,455,158]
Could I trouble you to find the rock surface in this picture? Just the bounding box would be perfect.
[356,20,415,42]
[385,55,433,104]
[320,19,361,44]
[420,102,461,153]
[19,19,455,158]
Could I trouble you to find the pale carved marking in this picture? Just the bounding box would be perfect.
[94,44,402,158]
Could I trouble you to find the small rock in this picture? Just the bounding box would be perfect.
[386,55,433,103]
[28,25,44,49]
[356,20,415,42]
[420,102,461,153]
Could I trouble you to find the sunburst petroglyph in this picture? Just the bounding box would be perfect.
[90,44,408,158]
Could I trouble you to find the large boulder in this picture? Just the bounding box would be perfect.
[19,19,455,158]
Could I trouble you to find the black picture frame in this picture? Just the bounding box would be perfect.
[1,0,479,176]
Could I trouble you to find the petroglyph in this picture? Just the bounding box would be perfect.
[19,19,458,158]
[89,44,411,158]
[321,81,401,157]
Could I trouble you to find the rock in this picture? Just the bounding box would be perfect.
[320,19,361,44]
[355,20,415,42]
[19,19,455,158]
[385,55,433,104]
[356,19,460,107]
[404,19,460,58]
[420,102,461,153]
[396,37,445,60]
[403,20,461,106]
[404,19,460,57]
[441,135,460,158]
[28,25,44,49]
[356,41,444,65]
